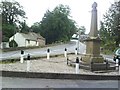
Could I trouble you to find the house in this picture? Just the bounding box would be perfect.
[0,31,10,49]
[9,32,45,47]
[72,33,89,41]
[1,42,9,49]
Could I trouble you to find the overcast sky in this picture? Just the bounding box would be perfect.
[15,0,115,33]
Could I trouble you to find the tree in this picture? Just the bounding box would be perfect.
[1,0,26,41]
[2,23,16,41]
[9,39,18,47]
[99,1,120,50]
[19,20,30,33]
[1,0,26,24]
[31,22,41,33]
[79,26,86,35]
[39,4,77,44]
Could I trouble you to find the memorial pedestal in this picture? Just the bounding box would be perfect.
[81,2,107,71]
[81,37,104,64]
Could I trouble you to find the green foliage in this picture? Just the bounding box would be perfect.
[19,20,30,33]
[31,4,77,44]
[78,26,86,35]
[1,0,26,42]
[1,1,26,24]
[2,23,15,41]
[99,1,120,50]
[31,22,41,33]
[9,40,18,47]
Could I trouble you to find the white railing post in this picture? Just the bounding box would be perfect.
[64,48,67,58]
[27,54,30,72]
[75,57,79,74]
[75,48,77,55]
[47,48,50,59]
[118,60,120,75]
[116,59,119,70]
[20,50,24,63]
[119,65,120,75]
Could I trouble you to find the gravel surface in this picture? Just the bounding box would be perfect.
[0,55,119,75]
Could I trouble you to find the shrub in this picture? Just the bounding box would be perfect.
[9,40,18,47]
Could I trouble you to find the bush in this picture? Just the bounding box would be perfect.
[9,40,18,47]
[104,42,116,51]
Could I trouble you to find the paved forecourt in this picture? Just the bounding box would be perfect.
[0,54,119,80]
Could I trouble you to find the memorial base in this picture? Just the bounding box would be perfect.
[81,54,110,71]
[81,54,104,63]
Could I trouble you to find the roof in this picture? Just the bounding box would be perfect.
[19,32,45,41]
[72,34,89,39]
[72,34,78,38]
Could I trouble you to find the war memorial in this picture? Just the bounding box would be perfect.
[80,2,109,71]
[68,2,116,72]
[1,2,119,81]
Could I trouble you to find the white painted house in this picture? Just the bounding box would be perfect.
[9,32,45,47]
[0,42,9,49]
[72,33,89,41]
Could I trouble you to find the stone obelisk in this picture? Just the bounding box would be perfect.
[82,2,104,64]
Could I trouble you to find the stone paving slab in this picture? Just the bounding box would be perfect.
[0,55,119,75]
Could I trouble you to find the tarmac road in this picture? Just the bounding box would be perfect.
[0,40,115,63]
[0,40,86,60]
[1,77,119,89]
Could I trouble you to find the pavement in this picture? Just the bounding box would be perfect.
[0,54,119,75]
[1,77,119,88]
